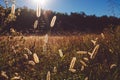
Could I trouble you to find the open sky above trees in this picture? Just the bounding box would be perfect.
[0,0,120,17]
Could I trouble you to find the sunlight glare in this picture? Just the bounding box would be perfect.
[33,0,46,6]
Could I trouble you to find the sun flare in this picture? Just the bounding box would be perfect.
[33,0,46,6]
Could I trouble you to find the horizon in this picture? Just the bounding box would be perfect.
[0,0,120,17]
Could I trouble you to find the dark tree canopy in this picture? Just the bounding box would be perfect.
[0,5,120,35]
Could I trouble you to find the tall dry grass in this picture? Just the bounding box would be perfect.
[0,27,120,79]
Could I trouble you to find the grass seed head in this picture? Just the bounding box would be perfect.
[28,60,36,66]
[34,20,38,29]
[46,71,50,80]
[11,76,21,80]
[1,71,8,79]
[83,57,89,61]
[44,34,48,44]
[36,3,41,17]
[50,16,57,27]
[23,54,28,59]
[69,57,76,69]
[33,53,39,63]
[76,51,87,55]
[110,64,117,69]
[91,40,97,46]
[53,66,57,73]
[24,48,32,55]
[95,37,98,41]
[11,4,15,14]
[84,77,88,80]
[88,52,92,56]
[101,33,105,39]
[90,44,100,59]
[69,69,76,73]
[10,28,15,33]
[80,60,87,67]
[81,66,84,71]
[58,49,64,57]
[11,73,21,80]
[17,8,21,15]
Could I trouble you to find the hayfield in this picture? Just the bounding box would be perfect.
[0,27,120,80]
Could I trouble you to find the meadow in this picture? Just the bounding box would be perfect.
[0,26,120,80]
[0,1,120,79]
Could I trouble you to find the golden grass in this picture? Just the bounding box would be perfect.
[0,30,120,79]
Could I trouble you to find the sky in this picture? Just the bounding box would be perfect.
[0,0,120,17]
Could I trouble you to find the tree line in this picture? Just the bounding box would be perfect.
[0,5,120,35]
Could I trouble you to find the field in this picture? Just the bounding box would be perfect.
[0,27,120,80]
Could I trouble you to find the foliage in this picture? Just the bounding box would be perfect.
[0,5,120,35]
